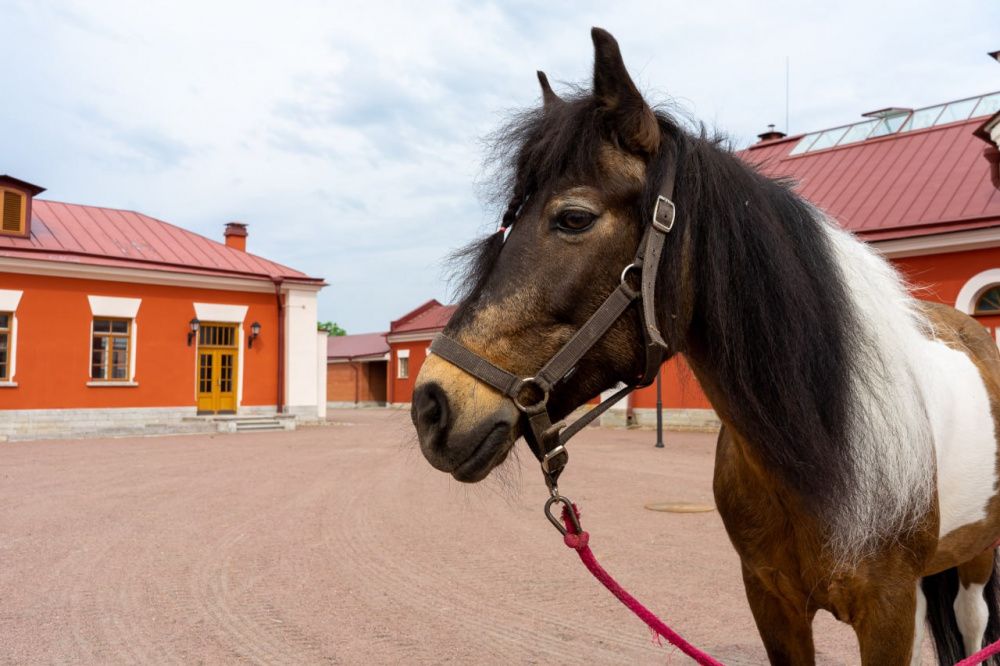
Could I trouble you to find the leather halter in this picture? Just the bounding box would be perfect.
[430,160,678,494]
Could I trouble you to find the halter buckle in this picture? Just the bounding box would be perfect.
[652,195,676,233]
[540,444,568,475]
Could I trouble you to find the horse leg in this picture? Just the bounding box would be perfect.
[852,578,919,665]
[955,549,994,656]
[740,564,816,665]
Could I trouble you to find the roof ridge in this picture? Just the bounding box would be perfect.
[391,298,442,329]
[762,91,1000,155]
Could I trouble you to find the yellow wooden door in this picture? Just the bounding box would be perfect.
[196,325,238,414]
[216,350,237,412]
[197,350,215,413]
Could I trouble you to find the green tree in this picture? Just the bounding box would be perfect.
[318,321,347,336]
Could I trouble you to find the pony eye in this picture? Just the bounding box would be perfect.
[555,210,597,233]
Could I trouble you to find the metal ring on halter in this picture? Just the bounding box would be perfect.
[544,494,581,536]
[620,263,639,286]
[512,377,549,414]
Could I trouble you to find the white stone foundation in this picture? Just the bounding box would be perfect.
[0,404,285,441]
[600,407,721,432]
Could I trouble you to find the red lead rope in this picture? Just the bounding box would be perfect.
[559,503,723,666]
[558,503,1000,666]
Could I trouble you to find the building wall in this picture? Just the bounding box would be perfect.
[284,287,320,416]
[388,338,432,405]
[0,271,279,410]
[316,331,328,419]
[328,363,359,403]
[631,355,713,410]
[327,360,388,405]
[367,361,388,403]
[894,247,1000,307]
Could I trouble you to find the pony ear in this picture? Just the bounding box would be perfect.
[591,27,660,155]
[536,71,563,111]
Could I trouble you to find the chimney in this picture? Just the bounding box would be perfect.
[756,124,787,144]
[224,222,248,252]
[989,49,1000,64]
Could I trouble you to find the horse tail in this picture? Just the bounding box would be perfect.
[923,552,1000,665]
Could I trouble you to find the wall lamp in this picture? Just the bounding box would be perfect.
[187,318,200,346]
[248,321,261,348]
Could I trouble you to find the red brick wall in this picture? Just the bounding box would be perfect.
[327,361,388,403]
[328,363,359,402]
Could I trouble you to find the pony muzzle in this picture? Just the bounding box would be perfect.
[412,355,520,482]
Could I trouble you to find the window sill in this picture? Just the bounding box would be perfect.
[86,381,139,387]
[0,381,18,388]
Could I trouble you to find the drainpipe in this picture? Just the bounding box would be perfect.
[387,349,394,405]
[352,359,360,405]
[985,146,1000,191]
[272,277,286,413]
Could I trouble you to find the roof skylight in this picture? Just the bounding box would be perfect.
[788,91,1000,156]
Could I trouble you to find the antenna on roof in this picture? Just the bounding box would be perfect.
[785,56,790,134]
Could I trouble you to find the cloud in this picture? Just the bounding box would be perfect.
[2,0,998,331]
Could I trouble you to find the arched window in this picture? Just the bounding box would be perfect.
[975,286,1000,315]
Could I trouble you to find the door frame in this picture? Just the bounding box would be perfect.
[194,321,242,415]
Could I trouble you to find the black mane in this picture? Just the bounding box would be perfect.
[455,92,862,517]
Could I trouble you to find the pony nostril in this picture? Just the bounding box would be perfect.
[412,383,450,447]
[423,396,441,425]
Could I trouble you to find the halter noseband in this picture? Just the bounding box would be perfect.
[429,160,678,495]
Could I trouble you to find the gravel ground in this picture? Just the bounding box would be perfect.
[0,408,925,664]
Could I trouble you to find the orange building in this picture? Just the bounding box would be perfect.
[0,175,327,440]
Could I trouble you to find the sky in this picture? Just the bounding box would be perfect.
[2,0,998,333]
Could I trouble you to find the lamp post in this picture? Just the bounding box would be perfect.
[655,367,664,448]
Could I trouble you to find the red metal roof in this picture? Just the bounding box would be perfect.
[742,114,1000,241]
[0,198,323,283]
[390,299,456,335]
[327,332,389,360]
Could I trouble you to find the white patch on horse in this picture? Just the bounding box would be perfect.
[915,339,998,538]
[912,581,927,666]
[954,582,989,657]
[820,220,936,562]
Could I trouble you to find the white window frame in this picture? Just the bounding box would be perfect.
[86,296,141,386]
[0,289,22,386]
[397,348,410,379]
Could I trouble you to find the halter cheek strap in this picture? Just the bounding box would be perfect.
[429,161,677,494]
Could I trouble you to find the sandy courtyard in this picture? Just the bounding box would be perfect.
[0,408,912,664]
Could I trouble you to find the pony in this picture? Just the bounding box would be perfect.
[411,28,1000,665]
